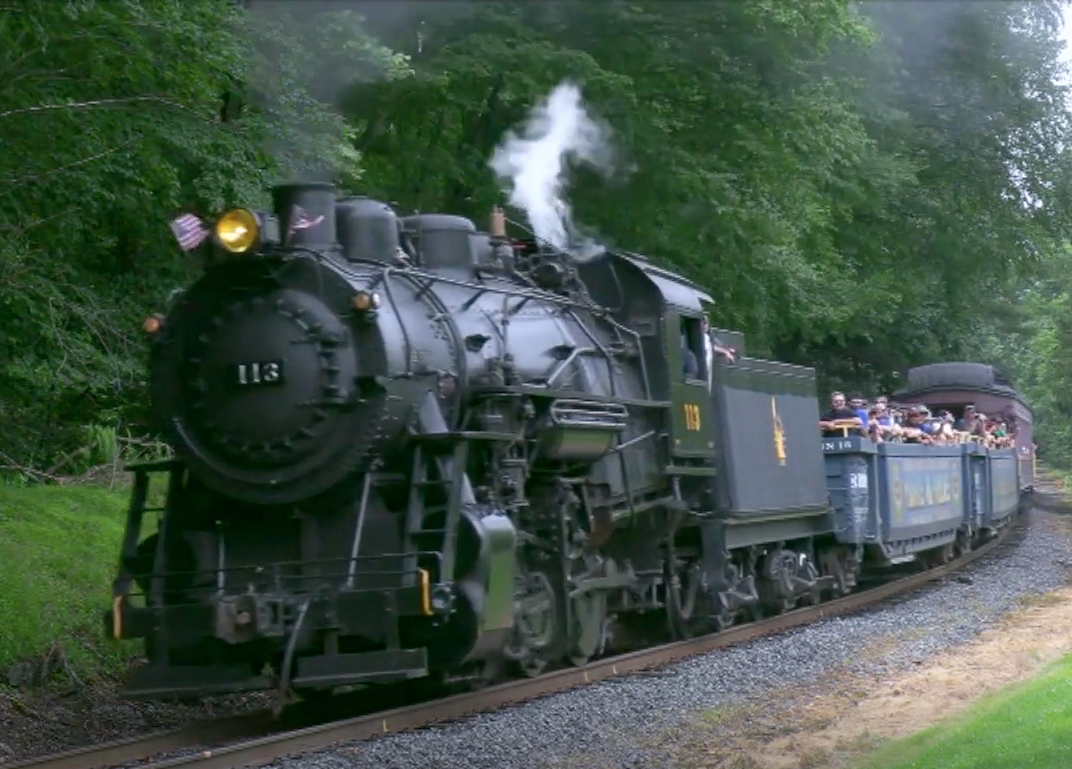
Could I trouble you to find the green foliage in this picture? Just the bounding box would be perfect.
[0,483,134,680]
[352,1,1072,392]
[1,0,1071,466]
[964,248,1072,468]
[0,0,406,465]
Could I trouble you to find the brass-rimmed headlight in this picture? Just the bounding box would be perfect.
[214,208,259,253]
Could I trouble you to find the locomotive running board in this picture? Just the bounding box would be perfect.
[291,649,430,689]
[120,649,430,700]
[121,664,274,699]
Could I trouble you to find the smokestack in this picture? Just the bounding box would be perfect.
[271,181,337,249]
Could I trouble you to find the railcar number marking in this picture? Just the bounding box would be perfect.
[683,403,701,431]
[234,360,284,387]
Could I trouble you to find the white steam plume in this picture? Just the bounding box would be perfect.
[489,82,614,253]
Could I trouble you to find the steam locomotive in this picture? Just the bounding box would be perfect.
[104,182,1032,703]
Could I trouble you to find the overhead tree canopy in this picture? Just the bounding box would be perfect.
[1,0,1071,468]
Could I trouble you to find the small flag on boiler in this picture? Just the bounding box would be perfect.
[285,205,325,245]
[169,213,209,252]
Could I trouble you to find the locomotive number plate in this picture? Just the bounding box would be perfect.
[683,403,702,431]
[233,359,285,387]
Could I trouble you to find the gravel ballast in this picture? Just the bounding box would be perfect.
[272,510,1072,769]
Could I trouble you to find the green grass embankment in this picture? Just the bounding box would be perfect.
[0,483,136,682]
[857,653,1072,769]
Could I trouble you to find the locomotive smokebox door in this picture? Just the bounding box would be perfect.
[670,312,715,458]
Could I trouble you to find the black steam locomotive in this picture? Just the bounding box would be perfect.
[105,182,1026,702]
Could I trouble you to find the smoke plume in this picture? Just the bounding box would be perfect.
[489,82,614,253]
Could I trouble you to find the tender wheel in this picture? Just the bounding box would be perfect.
[665,547,731,639]
[821,550,856,598]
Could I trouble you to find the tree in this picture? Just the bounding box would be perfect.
[0,0,407,464]
[3,0,1070,467]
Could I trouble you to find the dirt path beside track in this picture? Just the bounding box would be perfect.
[697,507,1072,769]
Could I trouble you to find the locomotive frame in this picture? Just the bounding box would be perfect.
[104,183,1032,703]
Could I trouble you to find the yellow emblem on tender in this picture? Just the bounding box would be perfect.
[772,396,787,466]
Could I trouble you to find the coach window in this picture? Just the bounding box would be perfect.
[680,315,706,383]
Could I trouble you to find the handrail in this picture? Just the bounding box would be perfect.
[820,419,864,437]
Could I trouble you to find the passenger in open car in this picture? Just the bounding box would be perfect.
[901,405,938,444]
[819,391,865,436]
[956,405,984,436]
[934,411,957,443]
[872,397,897,428]
[848,394,871,431]
[868,402,902,443]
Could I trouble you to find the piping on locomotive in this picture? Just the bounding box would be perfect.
[104,182,1032,703]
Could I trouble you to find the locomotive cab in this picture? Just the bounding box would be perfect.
[574,251,716,460]
[672,312,714,458]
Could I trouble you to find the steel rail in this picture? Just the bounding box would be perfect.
[3,520,1020,769]
[0,712,278,769]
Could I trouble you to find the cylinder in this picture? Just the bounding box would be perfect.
[272,181,337,249]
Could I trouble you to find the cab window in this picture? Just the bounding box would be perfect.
[680,316,706,383]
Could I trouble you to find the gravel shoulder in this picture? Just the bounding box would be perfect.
[733,582,1072,769]
[271,508,1072,769]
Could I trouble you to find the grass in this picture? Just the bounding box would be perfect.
[856,653,1072,769]
[0,481,144,682]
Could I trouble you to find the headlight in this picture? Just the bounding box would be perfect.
[214,208,259,253]
[351,290,382,312]
[143,314,163,334]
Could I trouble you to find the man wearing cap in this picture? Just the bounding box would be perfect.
[902,406,937,444]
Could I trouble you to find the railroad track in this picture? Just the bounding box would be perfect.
[3,520,1023,769]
